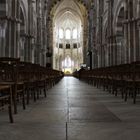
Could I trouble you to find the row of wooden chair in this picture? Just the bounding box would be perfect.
[74,62,140,104]
[0,57,64,123]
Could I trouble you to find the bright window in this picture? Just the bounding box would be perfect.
[73,29,77,39]
[59,29,64,39]
[62,56,74,68]
[65,29,71,39]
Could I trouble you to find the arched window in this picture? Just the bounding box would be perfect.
[73,29,77,39]
[62,56,74,68]
[59,28,64,39]
[65,29,71,39]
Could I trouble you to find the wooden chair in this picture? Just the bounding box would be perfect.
[0,61,14,123]
[0,85,13,123]
[0,58,25,114]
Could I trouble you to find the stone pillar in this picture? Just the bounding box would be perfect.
[133,19,139,61]
[107,0,114,66]
[26,0,34,62]
[0,20,7,57]
[0,0,8,57]
[10,0,20,58]
[124,0,129,63]
[133,1,140,62]
[128,0,134,62]
[16,0,20,58]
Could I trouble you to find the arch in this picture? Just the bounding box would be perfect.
[19,0,27,33]
[65,29,71,39]
[20,7,26,34]
[52,0,86,71]
[19,1,27,61]
[116,7,125,37]
[52,0,87,19]
[54,8,83,23]
[115,6,125,65]
[59,28,64,39]
[113,0,125,34]
[72,28,77,39]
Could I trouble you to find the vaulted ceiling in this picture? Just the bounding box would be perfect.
[53,0,83,30]
[46,0,94,16]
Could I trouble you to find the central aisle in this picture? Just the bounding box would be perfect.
[0,77,140,140]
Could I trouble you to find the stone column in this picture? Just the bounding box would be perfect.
[128,0,134,62]
[133,19,139,61]
[124,0,129,63]
[35,0,40,63]
[0,0,9,57]
[11,0,20,58]
[107,0,114,66]
[16,0,20,58]
[133,1,140,61]
[27,0,34,62]
[110,0,114,66]
[0,20,7,57]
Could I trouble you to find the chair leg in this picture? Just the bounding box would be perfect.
[133,89,137,104]
[9,88,13,123]
[37,88,39,99]
[22,92,26,110]
[44,87,47,98]
[125,90,128,102]
[8,105,13,123]
[13,94,17,114]
[33,90,36,102]
[121,88,124,99]
[26,89,30,105]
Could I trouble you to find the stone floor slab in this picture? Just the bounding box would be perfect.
[0,77,140,140]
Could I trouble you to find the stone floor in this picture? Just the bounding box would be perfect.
[0,76,140,140]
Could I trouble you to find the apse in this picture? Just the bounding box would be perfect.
[52,0,85,74]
